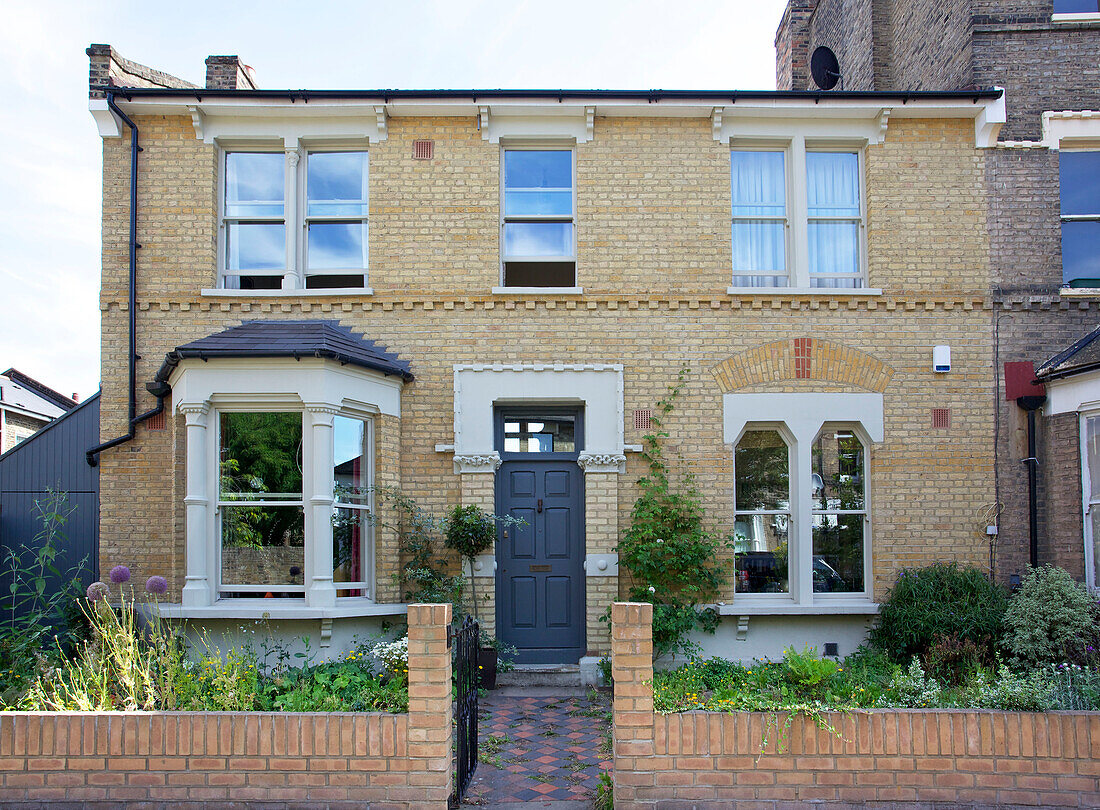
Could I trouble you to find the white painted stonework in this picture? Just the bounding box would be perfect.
[168,356,404,618]
[1045,370,1100,416]
[452,363,625,458]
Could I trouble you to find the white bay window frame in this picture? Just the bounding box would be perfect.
[170,357,401,618]
[1080,410,1100,592]
[727,134,870,293]
[724,392,882,610]
[218,140,371,292]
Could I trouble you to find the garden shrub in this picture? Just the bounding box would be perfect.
[1001,565,1098,667]
[782,646,838,693]
[923,633,982,686]
[875,658,943,708]
[869,562,1008,665]
[614,368,732,660]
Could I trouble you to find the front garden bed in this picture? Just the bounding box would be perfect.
[0,604,453,809]
[610,602,1100,809]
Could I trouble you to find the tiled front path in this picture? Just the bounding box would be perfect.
[464,687,612,807]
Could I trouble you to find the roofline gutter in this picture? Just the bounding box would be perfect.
[86,92,168,467]
[1035,360,1100,383]
[110,87,1004,103]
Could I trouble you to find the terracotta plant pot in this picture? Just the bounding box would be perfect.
[478,647,498,689]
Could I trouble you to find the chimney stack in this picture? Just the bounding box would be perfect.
[205,56,258,90]
[775,0,817,91]
[86,44,196,98]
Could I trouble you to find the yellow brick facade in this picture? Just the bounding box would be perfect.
[96,113,994,659]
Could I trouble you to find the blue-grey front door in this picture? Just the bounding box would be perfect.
[495,411,585,664]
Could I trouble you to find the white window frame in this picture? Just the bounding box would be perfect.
[733,424,794,596]
[301,147,370,286]
[214,405,307,598]
[499,143,578,288]
[810,424,871,597]
[1059,149,1100,288]
[218,147,288,289]
[218,141,371,292]
[1079,410,1100,591]
[728,136,868,292]
[724,392,882,609]
[730,145,792,288]
[332,412,375,599]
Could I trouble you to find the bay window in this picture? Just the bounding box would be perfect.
[725,393,881,606]
[220,147,370,291]
[729,140,866,291]
[333,415,373,598]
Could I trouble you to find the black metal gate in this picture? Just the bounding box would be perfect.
[452,615,479,806]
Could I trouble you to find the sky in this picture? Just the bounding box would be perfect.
[0,0,788,401]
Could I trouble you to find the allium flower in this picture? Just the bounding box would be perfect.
[86,581,110,602]
[109,565,131,584]
[145,576,168,595]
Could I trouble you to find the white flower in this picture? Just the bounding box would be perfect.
[655,539,663,544]
[648,586,656,594]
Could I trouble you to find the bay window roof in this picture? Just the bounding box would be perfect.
[156,320,413,383]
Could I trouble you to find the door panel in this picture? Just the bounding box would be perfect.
[497,460,585,664]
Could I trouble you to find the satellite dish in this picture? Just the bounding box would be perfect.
[810,46,841,90]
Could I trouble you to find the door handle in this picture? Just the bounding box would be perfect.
[537,498,543,513]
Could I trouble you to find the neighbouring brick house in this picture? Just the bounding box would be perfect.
[86,43,1005,672]
[0,369,76,454]
[776,0,1100,590]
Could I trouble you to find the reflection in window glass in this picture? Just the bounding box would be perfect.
[1053,0,1100,12]
[333,415,371,598]
[218,412,304,596]
[502,150,575,286]
[734,430,790,594]
[306,152,369,279]
[224,153,285,275]
[501,416,575,453]
[811,427,866,593]
[1060,152,1100,287]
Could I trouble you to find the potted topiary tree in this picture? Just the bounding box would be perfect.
[444,505,500,686]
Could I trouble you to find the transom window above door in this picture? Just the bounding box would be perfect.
[501,148,577,288]
[502,415,577,453]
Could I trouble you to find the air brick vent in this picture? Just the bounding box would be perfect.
[931,408,951,429]
[633,409,653,431]
[146,411,166,431]
[412,140,434,160]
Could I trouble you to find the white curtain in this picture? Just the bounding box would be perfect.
[731,151,787,287]
[807,152,861,289]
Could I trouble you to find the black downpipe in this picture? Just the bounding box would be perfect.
[1017,395,1047,568]
[86,93,168,467]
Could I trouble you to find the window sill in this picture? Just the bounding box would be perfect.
[1052,12,1100,26]
[715,600,878,616]
[1060,287,1100,299]
[726,286,882,297]
[158,600,408,620]
[491,286,584,295]
[201,288,374,298]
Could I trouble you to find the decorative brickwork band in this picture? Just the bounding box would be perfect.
[711,338,896,393]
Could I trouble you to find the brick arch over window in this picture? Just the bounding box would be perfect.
[710,338,895,393]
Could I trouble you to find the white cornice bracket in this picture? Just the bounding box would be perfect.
[712,107,724,142]
[188,106,205,141]
[585,106,595,141]
[479,106,490,141]
[975,88,1007,148]
[877,108,891,141]
[374,105,387,139]
[88,99,123,138]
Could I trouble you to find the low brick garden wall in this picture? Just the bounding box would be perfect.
[0,603,453,809]
[611,602,1100,809]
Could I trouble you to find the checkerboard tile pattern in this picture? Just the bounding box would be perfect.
[464,691,611,805]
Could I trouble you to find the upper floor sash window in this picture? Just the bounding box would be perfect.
[502,148,576,288]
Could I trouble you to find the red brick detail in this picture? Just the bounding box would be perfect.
[932,408,951,429]
[413,140,434,160]
[633,409,652,431]
[794,337,813,379]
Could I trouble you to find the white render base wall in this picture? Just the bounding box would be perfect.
[675,613,876,667]
[177,614,404,665]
